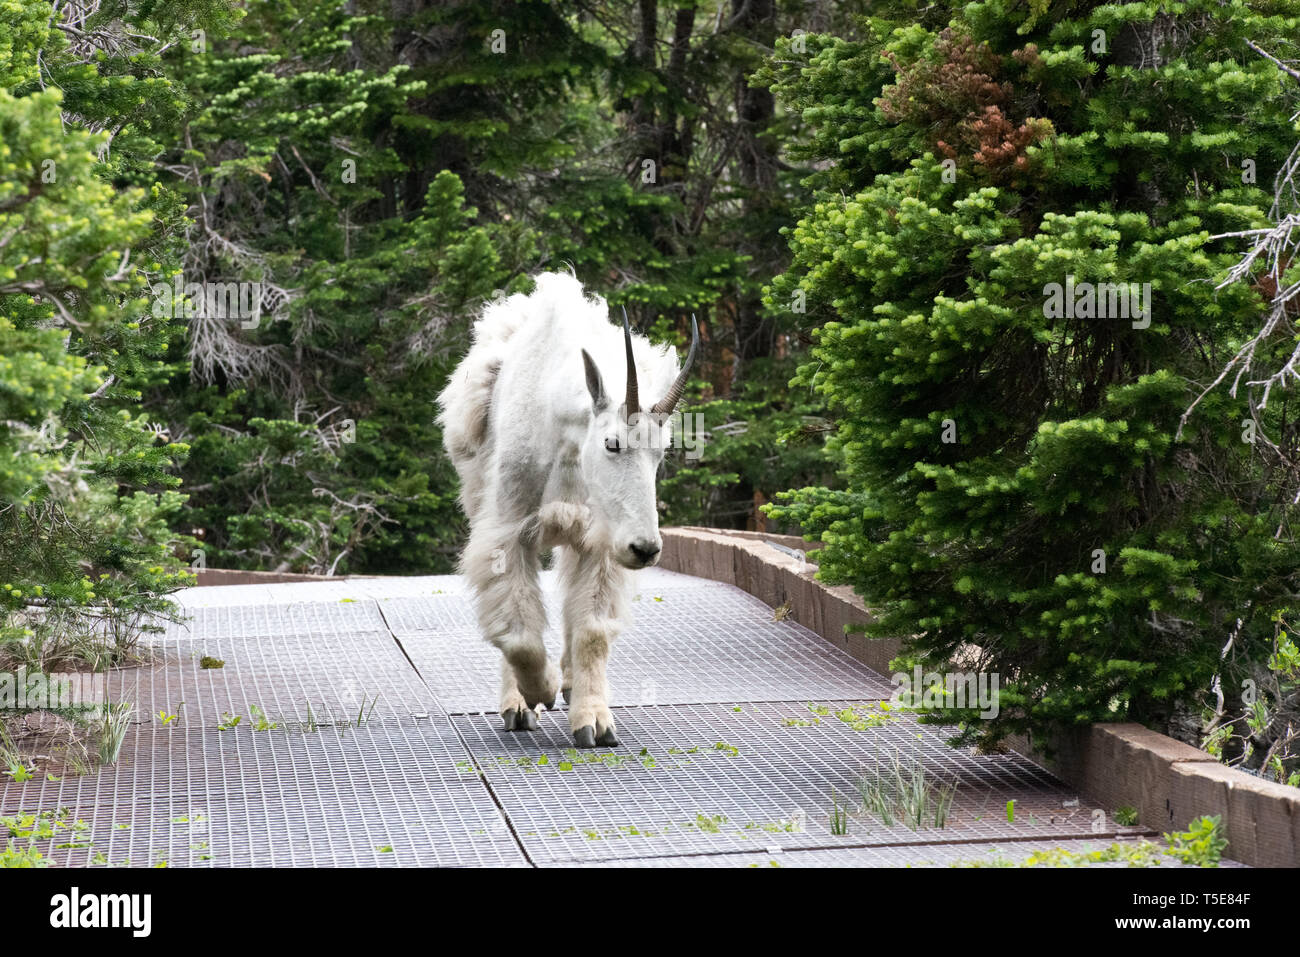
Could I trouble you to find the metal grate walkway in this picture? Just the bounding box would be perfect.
[1,568,1234,867]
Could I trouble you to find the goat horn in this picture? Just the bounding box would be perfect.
[650,314,699,415]
[622,305,639,418]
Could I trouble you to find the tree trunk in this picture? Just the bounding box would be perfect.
[729,0,779,388]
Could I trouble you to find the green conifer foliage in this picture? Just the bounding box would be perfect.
[149,0,514,573]
[1,0,204,664]
[766,1,1300,745]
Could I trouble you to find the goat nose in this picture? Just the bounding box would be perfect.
[629,540,661,564]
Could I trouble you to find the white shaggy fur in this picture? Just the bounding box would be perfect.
[437,272,686,746]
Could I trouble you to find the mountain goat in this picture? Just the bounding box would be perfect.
[437,273,698,748]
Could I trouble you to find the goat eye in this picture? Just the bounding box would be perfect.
[604,436,621,453]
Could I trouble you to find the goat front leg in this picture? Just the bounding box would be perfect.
[536,500,591,549]
[462,520,560,730]
[558,545,629,748]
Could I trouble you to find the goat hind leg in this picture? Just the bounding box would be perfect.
[463,522,559,729]
[498,658,539,731]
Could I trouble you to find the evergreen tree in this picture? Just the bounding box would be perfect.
[766,1,1300,748]
[144,0,848,564]
[0,0,214,665]
[149,0,515,573]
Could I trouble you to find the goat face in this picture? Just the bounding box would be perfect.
[576,311,696,569]
[580,407,667,569]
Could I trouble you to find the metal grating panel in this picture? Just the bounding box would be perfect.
[378,570,767,639]
[166,568,717,612]
[164,576,472,610]
[4,716,471,807]
[7,567,1245,868]
[380,597,478,635]
[400,585,894,713]
[3,720,526,867]
[450,701,1143,865]
[104,631,437,729]
[161,600,389,641]
[12,790,526,869]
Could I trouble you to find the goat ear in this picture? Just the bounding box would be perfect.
[581,349,607,410]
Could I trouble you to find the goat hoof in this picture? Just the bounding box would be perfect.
[597,727,619,747]
[502,708,538,732]
[561,687,571,705]
[573,725,597,749]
